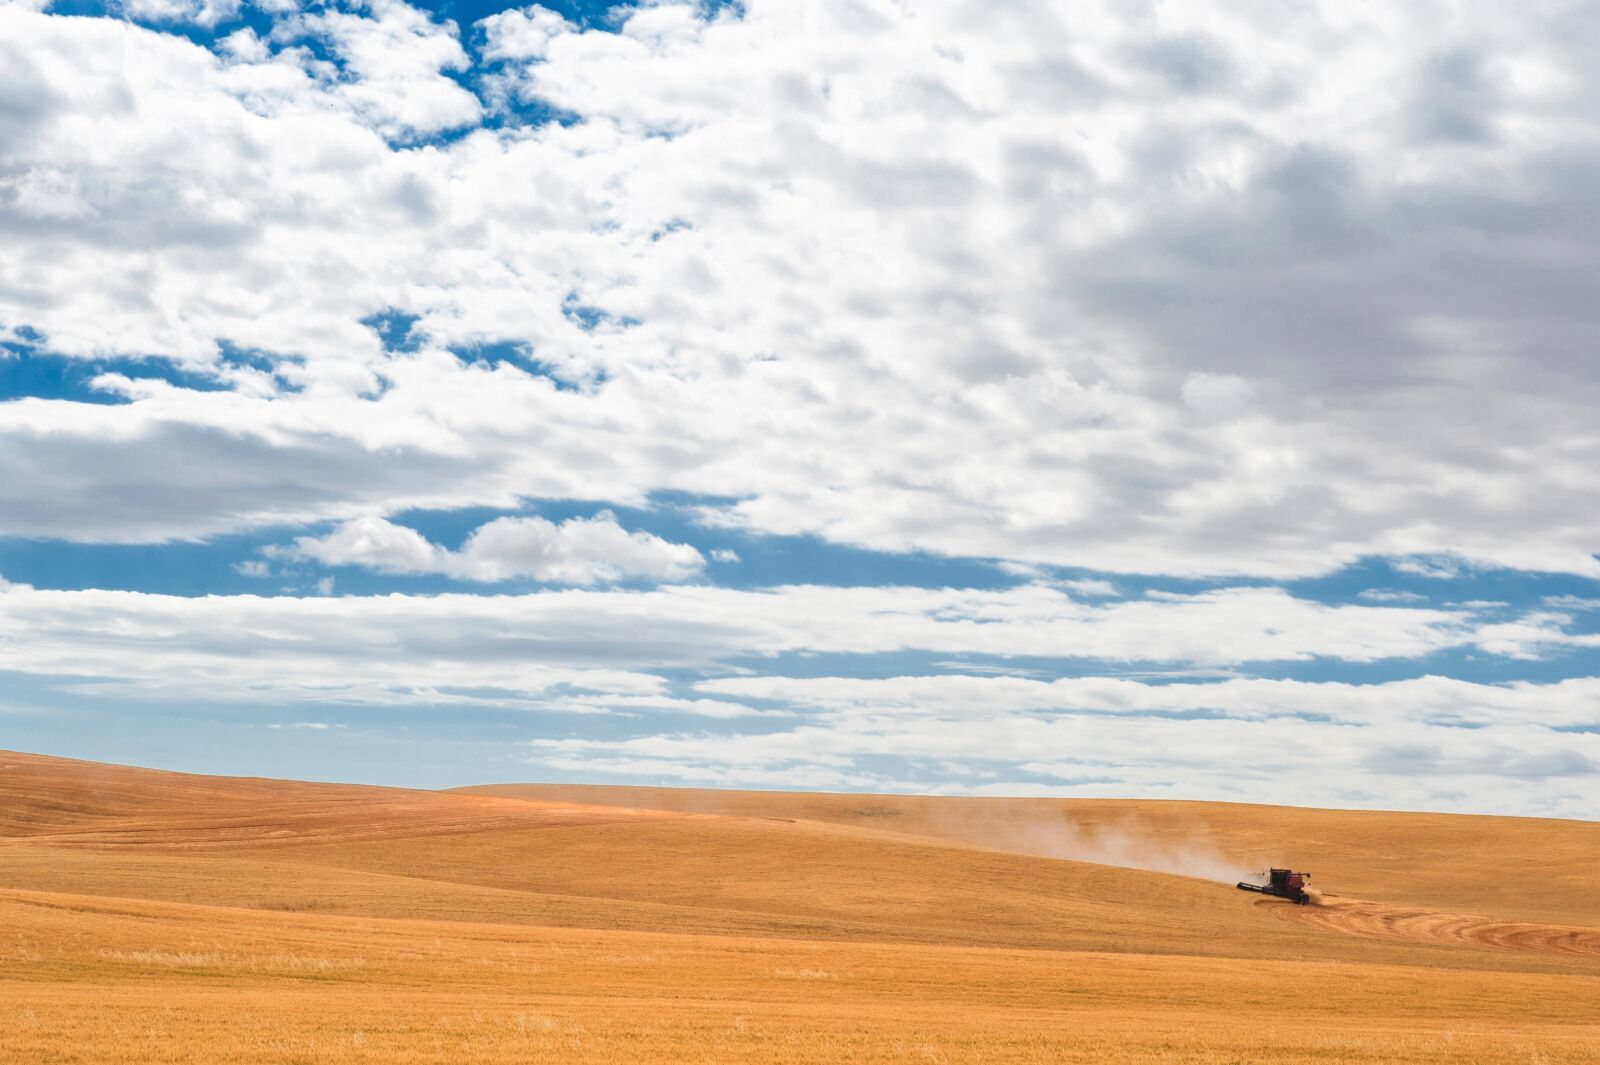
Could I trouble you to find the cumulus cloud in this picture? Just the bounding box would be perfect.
[0,2,1594,578]
[280,516,439,573]
[278,511,705,584]
[479,4,571,62]
[276,0,482,140]
[121,0,241,28]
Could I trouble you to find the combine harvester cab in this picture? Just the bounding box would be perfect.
[1237,868,1312,904]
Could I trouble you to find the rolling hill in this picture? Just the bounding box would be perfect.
[2,749,1596,1063]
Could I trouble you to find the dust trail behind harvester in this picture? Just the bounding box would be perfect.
[918,806,1259,886]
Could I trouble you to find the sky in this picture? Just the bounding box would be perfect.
[0,0,1597,817]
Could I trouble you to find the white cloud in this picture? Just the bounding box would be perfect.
[1357,588,1426,603]
[0,581,1586,712]
[455,512,704,583]
[233,559,271,578]
[0,3,1593,580]
[0,570,1591,812]
[0,0,1597,818]
[710,548,740,563]
[1544,595,1600,611]
[1469,609,1600,660]
[219,27,270,62]
[523,673,1600,816]
[479,4,572,62]
[1392,556,1467,580]
[120,0,240,28]
[1179,372,1256,422]
[693,672,1600,731]
[1060,578,1119,598]
[279,511,705,584]
[278,516,440,574]
[276,0,482,140]
[0,581,676,710]
[551,693,772,719]
[524,708,1599,818]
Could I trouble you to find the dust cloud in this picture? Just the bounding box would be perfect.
[923,809,1258,885]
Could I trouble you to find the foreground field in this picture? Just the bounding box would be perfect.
[2,751,1597,1063]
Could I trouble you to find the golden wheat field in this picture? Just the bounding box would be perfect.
[1,750,1597,1063]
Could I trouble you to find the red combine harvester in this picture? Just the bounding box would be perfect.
[1237,868,1312,904]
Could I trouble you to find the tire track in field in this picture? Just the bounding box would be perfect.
[1264,895,1600,957]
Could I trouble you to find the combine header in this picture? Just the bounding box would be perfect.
[1237,868,1313,904]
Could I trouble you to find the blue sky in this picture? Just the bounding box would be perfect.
[0,0,1597,816]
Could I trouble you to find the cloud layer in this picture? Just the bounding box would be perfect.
[0,576,1594,813]
[6,579,1566,701]
[0,1,1597,577]
[0,572,1593,697]
[0,0,1596,815]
